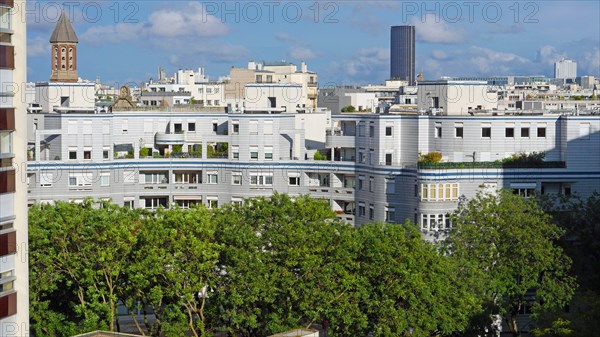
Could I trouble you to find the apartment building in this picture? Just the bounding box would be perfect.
[0,0,29,335]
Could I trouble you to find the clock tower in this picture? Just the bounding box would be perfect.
[49,10,79,83]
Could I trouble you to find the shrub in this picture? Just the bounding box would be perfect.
[419,152,443,163]
[341,105,356,112]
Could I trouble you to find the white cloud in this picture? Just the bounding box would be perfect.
[411,14,466,44]
[27,36,51,57]
[81,2,228,44]
[325,48,390,84]
[288,47,316,60]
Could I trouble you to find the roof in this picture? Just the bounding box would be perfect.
[50,10,78,43]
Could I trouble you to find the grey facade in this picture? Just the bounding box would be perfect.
[27,108,600,243]
[390,26,415,84]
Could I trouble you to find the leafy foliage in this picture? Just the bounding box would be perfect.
[418,152,443,164]
[444,191,576,337]
[341,105,356,112]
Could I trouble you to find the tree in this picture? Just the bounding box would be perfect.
[341,105,356,112]
[357,222,479,337]
[211,194,366,337]
[444,191,576,337]
[540,192,600,337]
[122,205,221,337]
[29,200,144,336]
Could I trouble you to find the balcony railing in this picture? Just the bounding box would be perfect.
[418,161,567,170]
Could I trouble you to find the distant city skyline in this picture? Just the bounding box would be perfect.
[25,0,600,85]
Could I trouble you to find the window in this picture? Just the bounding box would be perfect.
[385,126,393,136]
[232,145,239,159]
[212,122,218,133]
[385,207,396,223]
[69,149,77,160]
[359,151,365,163]
[505,127,514,138]
[288,172,300,186]
[249,120,258,134]
[420,183,460,202]
[256,75,262,83]
[358,203,366,217]
[123,198,134,209]
[188,123,196,132]
[250,146,258,160]
[369,204,374,220]
[68,173,93,187]
[207,172,218,184]
[143,172,168,184]
[385,153,392,166]
[481,123,491,138]
[420,213,452,231]
[369,176,374,192]
[537,127,546,138]
[264,146,273,160]
[103,147,110,159]
[174,172,201,184]
[83,148,92,160]
[143,197,168,210]
[563,184,572,196]
[369,149,374,165]
[455,123,463,138]
[386,178,395,194]
[358,176,364,190]
[266,75,273,83]
[579,123,590,139]
[435,122,442,138]
[358,124,365,137]
[521,127,530,137]
[264,120,273,135]
[231,198,243,207]
[100,173,110,186]
[511,183,536,198]
[249,173,273,186]
[232,172,242,185]
[369,124,375,137]
[232,121,239,134]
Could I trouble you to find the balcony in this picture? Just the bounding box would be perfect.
[155,132,184,145]
[326,129,355,148]
[0,45,14,69]
[0,108,15,130]
[418,161,567,170]
[0,169,15,194]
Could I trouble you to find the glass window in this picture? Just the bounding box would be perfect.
[521,127,530,137]
[537,127,546,138]
[232,173,242,185]
[385,126,393,136]
[505,127,514,138]
[482,127,491,138]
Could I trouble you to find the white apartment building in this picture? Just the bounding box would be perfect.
[0,0,29,335]
[555,58,577,79]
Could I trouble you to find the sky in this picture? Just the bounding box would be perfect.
[25,0,600,86]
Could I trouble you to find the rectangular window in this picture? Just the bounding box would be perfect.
[369,204,374,220]
[505,127,514,138]
[386,177,395,194]
[69,149,77,160]
[103,147,110,159]
[369,125,375,137]
[249,173,273,186]
[142,172,168,184]
[83,147,92,160]
[207,197,219,209]
[188,122,196,132]
[579,123,590,139]
[256,75,262,83]
[264,120,273,135]
[385,126,393,136]
[249,120,258,134]
[358,176,364,190]
[420,183,460,202]
[481,123,491,138]
[537,127,546,138]
[435,122,442,138]
[521,127,530,138]
[250,146,258,160]
[358,203,366,217]
[100,173,110,187]
[232,145,239,159]
[369,176,374,192]
[288,172,301,186]
[358,124,365,137]
[455,123,463,138]
[232,173,242,185]
[385,207,396,223]
[385,153,392,166]
[232,121,239,134]
[264,146,273,160]
[207,172,218,184]
[212,122,218,133]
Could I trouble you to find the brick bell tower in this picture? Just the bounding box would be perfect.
[49,10,79,83]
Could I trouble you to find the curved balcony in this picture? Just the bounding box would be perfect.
[155,132,184,145]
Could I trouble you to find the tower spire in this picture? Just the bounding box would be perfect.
[49,10,79,82]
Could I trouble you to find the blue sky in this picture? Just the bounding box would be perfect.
[26,1,600,86]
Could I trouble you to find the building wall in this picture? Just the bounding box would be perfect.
[1,0,29,335]
[35,83,95,112]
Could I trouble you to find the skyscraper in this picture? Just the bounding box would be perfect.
[390,25,415,84]
[0,0,29,335]
[554,58,577,79]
